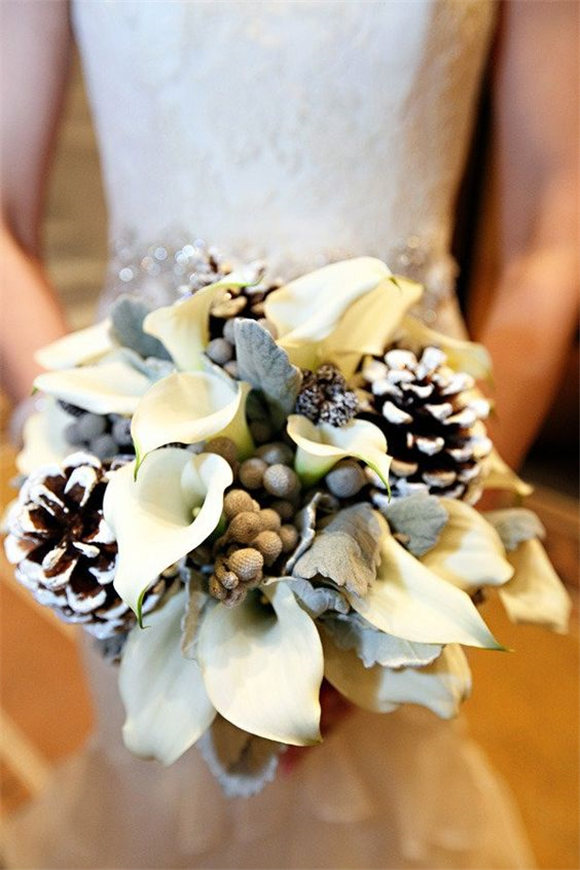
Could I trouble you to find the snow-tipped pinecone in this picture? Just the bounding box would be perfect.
[295,364,359,427]
[205,267,282,379]
[4,453,172,639]
[201,445,301,606]
[59,401,135,461]
[358,346,492,502]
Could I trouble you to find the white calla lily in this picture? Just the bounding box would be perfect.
[264,259,422,371]
[34,319,115,370]
[34,357,152,416]
[143,273,251,372]
[103,449,233,618]
[265,257,390,344]
[350,519,503,649]
[482,448,533,497]
[198,581,323,746]
[420,498,514,591]
[131,371,246,468]
[499,538,572,633]
[16,399,72,474]
[400,315,492,381]
[323,637,472,719]
[287,414,391,489]
[120,588,216,765]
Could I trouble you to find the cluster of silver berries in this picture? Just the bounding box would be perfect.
[60,401,134,461]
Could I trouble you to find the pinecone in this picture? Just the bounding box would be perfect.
[358,346,492,502]
[295,364,359,427]
[4,453,172,639]
[205,267,282,380]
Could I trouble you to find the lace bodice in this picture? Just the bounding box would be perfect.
[73,0,495,306]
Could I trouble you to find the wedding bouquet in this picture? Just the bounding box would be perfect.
[5,256,571,796]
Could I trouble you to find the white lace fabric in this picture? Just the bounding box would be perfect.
[73,0,495,297]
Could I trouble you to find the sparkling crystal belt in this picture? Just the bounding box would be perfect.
[102,231,458,325]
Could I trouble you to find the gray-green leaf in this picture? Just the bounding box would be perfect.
[292,504,382,597]
[484,508,545,552]
[110,295,172,361]
[321,612,442,669]
[378,492,449,556]
[282,490,338,574]
[197,715,284,798]
[233,319,302,428]
[288,577,350,618]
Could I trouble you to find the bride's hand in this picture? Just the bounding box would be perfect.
[280,680,352,774]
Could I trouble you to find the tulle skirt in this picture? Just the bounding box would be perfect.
[4,635,535,870]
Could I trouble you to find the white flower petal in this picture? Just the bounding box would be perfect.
[323,637,471,719]
[420,498,514,591]
[401,315,492,381]
[198,581,323,745]
[499,537,572,634]
[131,371,242,466]
[16,399,72,474]
[120,589,216,765]
[34,319,115,370]
[350,522,503,648]
[103,449,232,616]
[265,257,391,346]
[325,276,423,377]
[287,414,391,489]
[34,359,151,415]
[482,449,533,497]
[143,274,252,371]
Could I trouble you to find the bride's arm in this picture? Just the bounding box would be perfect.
[468,0,579,469]
[1,0,72,402]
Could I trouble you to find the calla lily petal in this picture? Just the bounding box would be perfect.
[34,319,115,370]
[143,274,253,372]
[326,276,423,377]
[16,399,72,474]
[103,449,232,616]
[420,498,514,591]
[482,449,533,497]
[131,371,242,467]
[198,581,323,746]
[265,257,391,345]
[401,315,492,381]
[350,522,502,648]
[287,414,391,489]
[323,637,471,719]
[34,358,151,415]
[499,537,572,633]
[120,589,216,765]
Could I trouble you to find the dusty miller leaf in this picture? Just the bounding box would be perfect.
[287,577,350,618]
[282,490,338,574]
[180,583,212,660]
[292,504,382,597]
[378,492,449,556]
[484,508,545,552]
[110,295,172,361]
[197,715,284,798]
[233,319,302,428]
[321,612,442,669]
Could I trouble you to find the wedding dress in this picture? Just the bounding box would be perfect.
[5,2,537,867]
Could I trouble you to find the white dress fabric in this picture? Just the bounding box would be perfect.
[5,2,537,868]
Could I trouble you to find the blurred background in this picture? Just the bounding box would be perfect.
[0,53,578,869]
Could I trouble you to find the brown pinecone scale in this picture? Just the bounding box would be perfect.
[358,346,492,502]
[4,453,170,639]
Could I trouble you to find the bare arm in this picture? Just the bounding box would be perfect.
[468,0,579,469]
[0,0,72,402]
